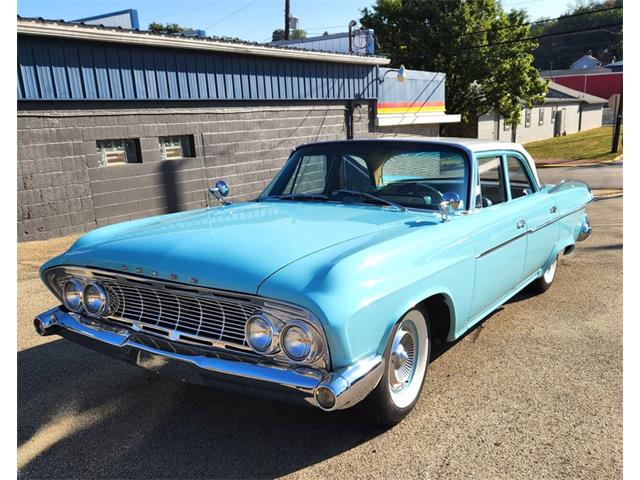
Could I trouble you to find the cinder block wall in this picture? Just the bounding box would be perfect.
[17,102,371,241]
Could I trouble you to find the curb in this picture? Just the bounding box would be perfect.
[536,156,623,169]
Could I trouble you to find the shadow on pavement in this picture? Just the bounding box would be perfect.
[18,339,385,479]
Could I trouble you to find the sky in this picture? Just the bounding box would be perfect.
[17,0,574,43]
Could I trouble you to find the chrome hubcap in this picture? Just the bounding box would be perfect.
[387,314,429,409]
[390,329,415,391]
[544,257,558,283]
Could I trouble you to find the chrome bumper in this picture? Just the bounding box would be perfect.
[34,307,384,412]
[577,214,592,241]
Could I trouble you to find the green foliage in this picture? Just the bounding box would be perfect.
[148,22,188,34]
[360,0,547,128]
[272,28,308,41]
[531,0,623,70]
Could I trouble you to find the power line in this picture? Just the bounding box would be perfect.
[381,22,622,59]
[202,0,261,31]
[459,5,622,38]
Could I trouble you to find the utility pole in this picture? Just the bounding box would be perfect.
[284,0,290,40]
[611,91,623,153]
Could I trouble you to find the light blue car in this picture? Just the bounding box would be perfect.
[36,138,592,425]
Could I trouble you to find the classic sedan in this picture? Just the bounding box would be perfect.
[36,138,592,425]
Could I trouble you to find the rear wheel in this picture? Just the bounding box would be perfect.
[528,255,558,294]
[358,308,431,426]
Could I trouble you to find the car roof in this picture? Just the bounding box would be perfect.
[297,136,528,154]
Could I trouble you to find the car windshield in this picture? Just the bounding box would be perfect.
[259,141,470,211]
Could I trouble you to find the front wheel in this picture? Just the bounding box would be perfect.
[358,308,431,426]
[528,255,559,294]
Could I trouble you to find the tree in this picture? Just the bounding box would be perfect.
[531,0,623,70]
[272,28,307,41]
[360,0,547,129]
[148,22,188,34]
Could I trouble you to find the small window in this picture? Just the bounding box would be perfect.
[96,139,141,166]
[159,135,195,160]
[506,156,535,199]
[341,155,373,191]
[477,156,506,207]
[538,108,545,126]
[524,109,532,128]
[551,105,558,123]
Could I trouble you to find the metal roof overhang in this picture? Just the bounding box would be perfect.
[17,19,390,66]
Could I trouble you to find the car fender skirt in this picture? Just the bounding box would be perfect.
[34,307,383,411]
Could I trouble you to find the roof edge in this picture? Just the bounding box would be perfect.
[17,18,390,65]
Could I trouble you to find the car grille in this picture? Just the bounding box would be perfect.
[101,278,257,351]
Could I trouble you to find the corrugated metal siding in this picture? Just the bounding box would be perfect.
[17,35,377,101]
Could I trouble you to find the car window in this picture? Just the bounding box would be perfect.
[341,155,373,191]
[506,156,535,199]
[381,151,465,183]
[477,156,506,207]
[261,142,471,211]
[284,155,327,194]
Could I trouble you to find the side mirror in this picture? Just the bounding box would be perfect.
[208,180,230,205]
[439,192,463,222]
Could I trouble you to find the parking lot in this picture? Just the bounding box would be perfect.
[17,193,622,479]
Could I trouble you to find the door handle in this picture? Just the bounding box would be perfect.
[516,219,526,229]
[550,205,558,214]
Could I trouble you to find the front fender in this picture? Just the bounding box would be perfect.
[258,222,474,368]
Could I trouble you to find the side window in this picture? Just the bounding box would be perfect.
[477,156,506,207]
[506,156,535,199]
[341,154,373,191]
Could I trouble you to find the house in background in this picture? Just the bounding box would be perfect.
[570,53,603,70]
[470,81,607,143]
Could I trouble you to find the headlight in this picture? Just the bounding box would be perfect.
[281,322,315,362]
[82,282,110,316]
[62,279,84,312]
[245,313,277,353]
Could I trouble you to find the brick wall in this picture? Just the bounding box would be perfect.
[17,102,370,241]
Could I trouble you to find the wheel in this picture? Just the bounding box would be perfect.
[528,255,558,294]
[358,308,431,426]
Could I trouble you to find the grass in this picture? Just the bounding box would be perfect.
[524,126,623,163]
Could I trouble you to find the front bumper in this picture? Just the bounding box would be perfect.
[34,307,384,411]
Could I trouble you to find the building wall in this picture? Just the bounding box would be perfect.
[580,104,604,131]
[477,102,602,144]
[17,101,370,241]
[547,73,622,102]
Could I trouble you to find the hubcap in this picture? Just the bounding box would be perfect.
[387,315,429,408]
[544,257,558,283]
[390,329,415,390]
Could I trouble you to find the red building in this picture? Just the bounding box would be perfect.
[542,68,622,102]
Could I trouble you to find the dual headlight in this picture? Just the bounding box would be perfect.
[245,312,322,364]
[62,278,111,317]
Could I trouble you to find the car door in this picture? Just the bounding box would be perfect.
[504,154,560,280]
[469,154,528,318]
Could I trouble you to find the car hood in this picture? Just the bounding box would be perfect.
[44,201,433,294]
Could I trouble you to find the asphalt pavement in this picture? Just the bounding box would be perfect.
[537,162,622,191]
[17,196,622,479]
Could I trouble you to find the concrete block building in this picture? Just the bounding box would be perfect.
[17,17,459,241]
[474,81,607,143]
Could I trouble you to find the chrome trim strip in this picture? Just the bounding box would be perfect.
[476,202,591,259]
[476,231,529,259]
[528,202,592,234]
[34,307,382,411]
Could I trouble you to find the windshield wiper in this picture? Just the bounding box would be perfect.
[259,193,329,202]
[332,189,407,212]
